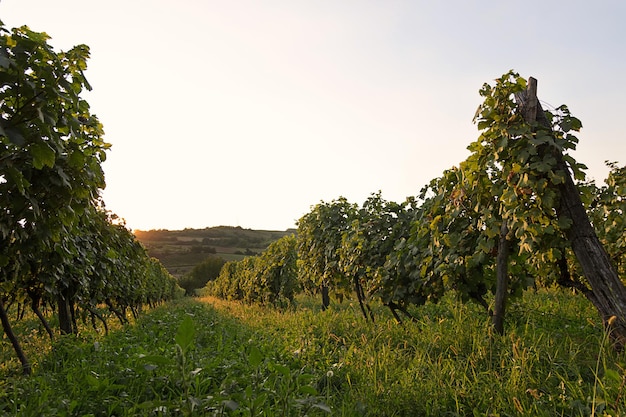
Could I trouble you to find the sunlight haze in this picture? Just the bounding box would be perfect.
[2,1,625,231]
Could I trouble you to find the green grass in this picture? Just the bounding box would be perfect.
[204,290,626,416]
[2,289,626,416]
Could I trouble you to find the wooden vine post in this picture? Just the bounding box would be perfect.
[519,77,626,347]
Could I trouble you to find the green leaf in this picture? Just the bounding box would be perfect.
[175,315,195,352]
[604,368,621,383]
[248,345,263,367]
[85,373,100,388]
[5,166,30,195]
[557,216,572,231]
[299,385,319,395]
[549,170,564,185]
[30,142,56,169]
[68,149,85,168]
[478,238,495,254]
[252,392,268,408]
[270,362,290,377]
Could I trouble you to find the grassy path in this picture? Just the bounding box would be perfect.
[1,290,625,416]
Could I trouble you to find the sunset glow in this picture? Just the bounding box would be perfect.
[2,0,625,231]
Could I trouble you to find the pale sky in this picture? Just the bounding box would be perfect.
[2,1,625,231]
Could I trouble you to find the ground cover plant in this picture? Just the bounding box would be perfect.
[3,290,626,416]
[0,298,331,416]
[202,290,626,416]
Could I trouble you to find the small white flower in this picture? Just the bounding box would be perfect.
[326,370,334,378]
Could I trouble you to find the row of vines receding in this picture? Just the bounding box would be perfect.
[203,71,626,344]
[0,22,183,375]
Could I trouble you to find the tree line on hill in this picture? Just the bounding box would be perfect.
[135,226,293,250]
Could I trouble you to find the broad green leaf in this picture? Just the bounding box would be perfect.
[68,149,85,168]
[5,166,30,195]
[270,362,290,377]
[30,141,56,169]
[252,392,268,408]
[478,238,495,254]
[85,373,100,388]
[604,369,621,383]
[248,345,263,367]
[557,216,572,231]
[299,385,319,396]
[175,315,195,352]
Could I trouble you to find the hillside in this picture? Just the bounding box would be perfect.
[134,226,295,278]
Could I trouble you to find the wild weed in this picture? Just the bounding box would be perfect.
[3,291,626,416]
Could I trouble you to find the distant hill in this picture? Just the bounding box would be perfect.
[134,226,295,278]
